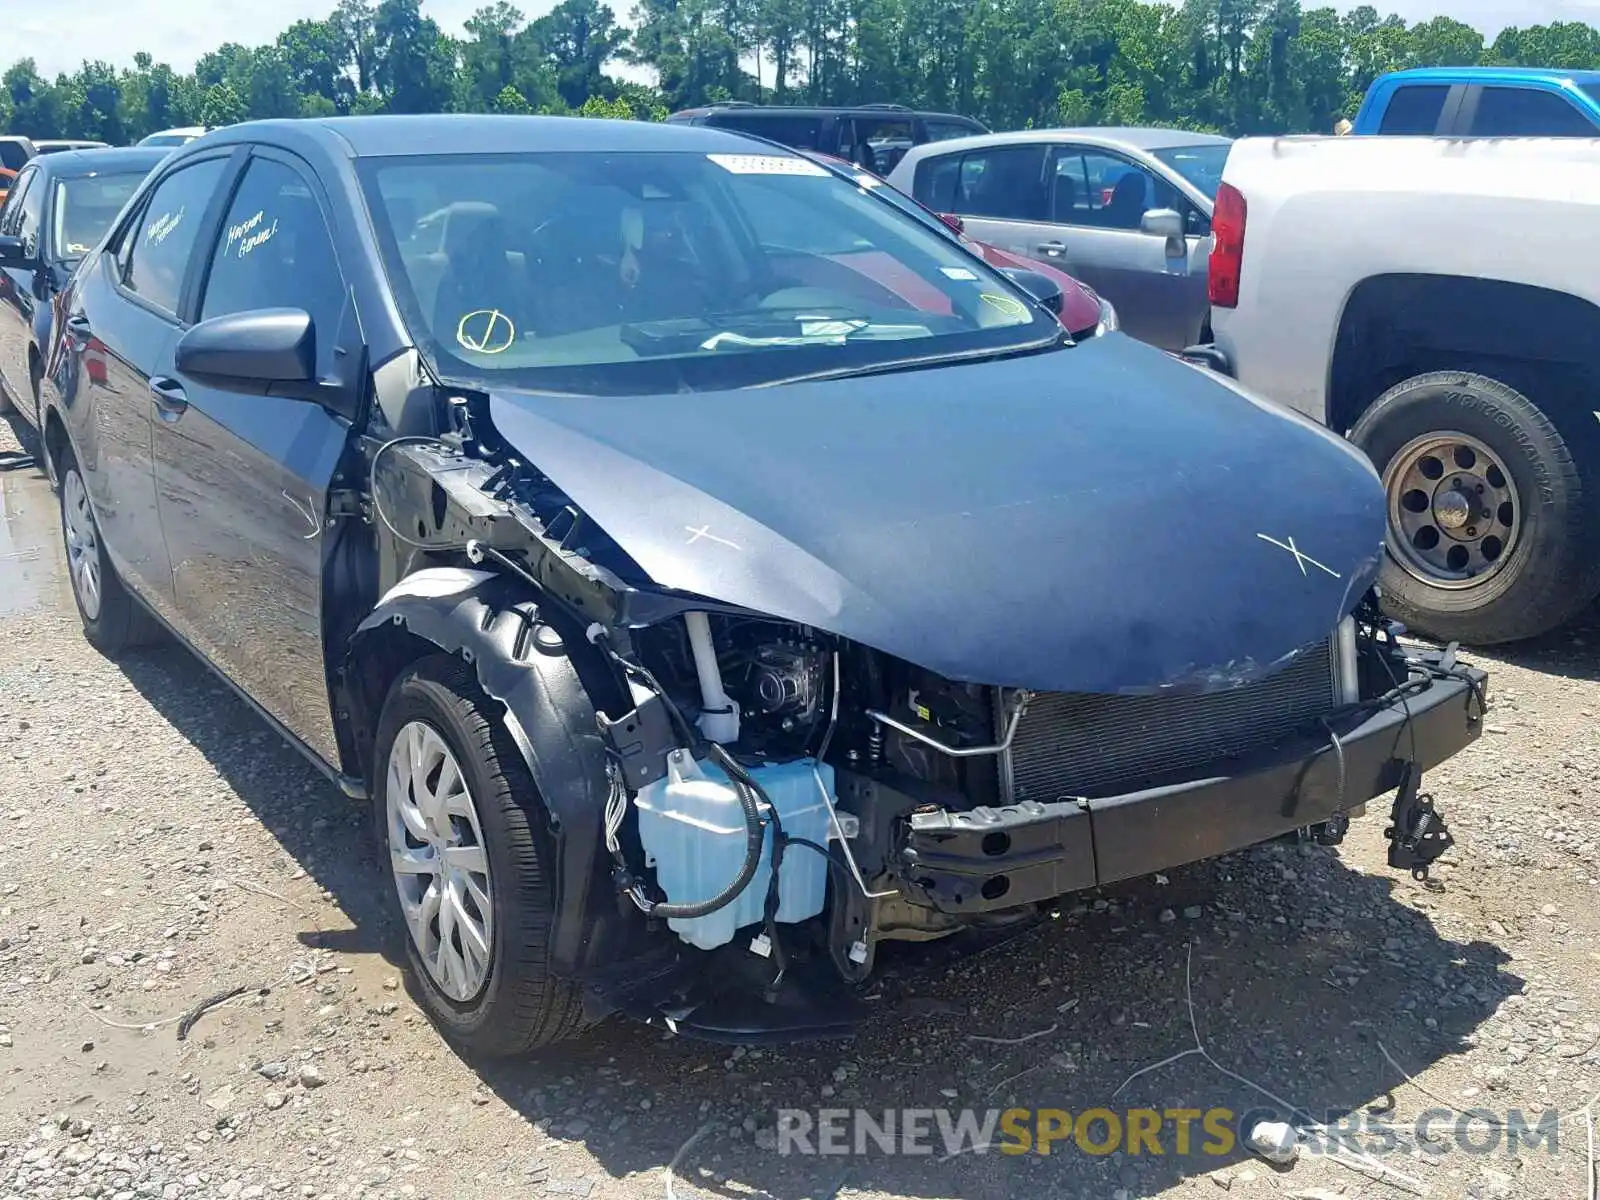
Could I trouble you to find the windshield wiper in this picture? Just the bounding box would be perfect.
[747,327,1072,389]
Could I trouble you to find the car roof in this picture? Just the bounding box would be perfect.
[894,126,1232,159]
[672,103,980,120]
[1376,66,1600,88]
[200,113,795,160]
[26,147,171,177]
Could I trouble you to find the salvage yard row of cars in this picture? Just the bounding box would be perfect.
[12,75,1592,1053]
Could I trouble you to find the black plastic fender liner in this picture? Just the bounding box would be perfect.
[348,566,644,980]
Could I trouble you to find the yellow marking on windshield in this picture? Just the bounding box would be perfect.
[980,292,1028,319]
[456,308,516,354]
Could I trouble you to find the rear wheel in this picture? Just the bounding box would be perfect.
[58,450,155,657]
[373,654,588,1056]
[1351,370,1600,644]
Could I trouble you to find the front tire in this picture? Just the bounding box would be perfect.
[373,654,588,1056]
[1351,370,1600,644]
[58,451,155,658]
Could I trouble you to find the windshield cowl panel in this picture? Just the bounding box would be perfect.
[357,149,1057,396]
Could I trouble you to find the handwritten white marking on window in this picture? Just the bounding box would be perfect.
[144,207,185,246]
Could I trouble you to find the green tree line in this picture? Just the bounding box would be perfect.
[4,0,1600,142]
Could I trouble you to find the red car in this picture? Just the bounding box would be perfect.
[800,150,1115,340]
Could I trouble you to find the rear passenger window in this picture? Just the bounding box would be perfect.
[950,145,1049,221]
[1469,87,1597,137]
[704,114,826,151]
[199,157,344,374]
[913,155,962,211]
[123,158,228,316]
[1379,85,1450,135]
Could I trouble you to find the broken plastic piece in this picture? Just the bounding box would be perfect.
[749,933,772,958]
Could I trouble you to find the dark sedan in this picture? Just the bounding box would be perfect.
[0,147,169,429]
[36,115,1484,1055]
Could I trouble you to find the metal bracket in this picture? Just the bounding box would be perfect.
[1384,762,1455,881]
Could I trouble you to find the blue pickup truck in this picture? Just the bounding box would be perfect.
[1353,66,1600,136]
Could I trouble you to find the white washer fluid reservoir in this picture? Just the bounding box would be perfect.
[633,750,834,951]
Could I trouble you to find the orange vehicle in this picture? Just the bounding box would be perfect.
[0,167,15,207]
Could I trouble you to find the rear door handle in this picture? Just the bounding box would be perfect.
[149,377,188,418]
[66,313,93,337]
[1035,241,1067,257]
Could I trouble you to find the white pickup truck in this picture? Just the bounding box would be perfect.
[1202,135,1600,645]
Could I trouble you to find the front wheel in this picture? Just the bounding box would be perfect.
[1351,370,1600,644]
[373,654,588,1056]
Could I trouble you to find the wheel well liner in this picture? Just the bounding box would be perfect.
[345,567,638,977]
[1329,274,1600,436]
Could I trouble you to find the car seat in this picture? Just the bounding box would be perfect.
[430,202,529,348]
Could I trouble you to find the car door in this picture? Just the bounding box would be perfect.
[152,147,358,766]
[58,152,234,620]
[0,165,43,408]
[915,142,1060,262]
[1043,147,1207,350]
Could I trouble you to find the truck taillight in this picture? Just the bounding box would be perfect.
[1208,181,1247,309]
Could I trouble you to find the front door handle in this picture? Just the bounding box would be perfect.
[1035,240,1067,257]
[65,313,92,337]
[149,377,188,418]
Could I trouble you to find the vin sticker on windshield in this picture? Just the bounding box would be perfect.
[706,154,830,177]
[940,267,979,281]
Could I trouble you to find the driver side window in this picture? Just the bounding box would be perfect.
[1049,150,1177,231]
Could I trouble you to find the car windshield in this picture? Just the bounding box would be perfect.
[358,149,1060,396]
[1150,144,1230,201]
[52,172,148,261]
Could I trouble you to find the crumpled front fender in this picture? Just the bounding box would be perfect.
[348,567,634,980]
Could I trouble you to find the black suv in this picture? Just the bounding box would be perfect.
[664,102,986,174]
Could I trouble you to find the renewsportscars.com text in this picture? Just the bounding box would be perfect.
[773,1106,1561,1158]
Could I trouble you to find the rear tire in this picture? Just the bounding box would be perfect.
[1350,369,1600,644]
[373,654,589,1056]
[57,449,156,658]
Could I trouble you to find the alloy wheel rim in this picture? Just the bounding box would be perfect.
[1383,432,1520,590]
[386,720,494,1001]
[62,469,102,621]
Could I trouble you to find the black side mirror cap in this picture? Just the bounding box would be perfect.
[0,235,29,265]
[997,266,1064,317]
[176,308,315,390]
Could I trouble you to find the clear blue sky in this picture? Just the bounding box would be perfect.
[10,0,1600,82]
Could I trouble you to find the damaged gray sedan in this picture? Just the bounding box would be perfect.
[39,114,1486,1053]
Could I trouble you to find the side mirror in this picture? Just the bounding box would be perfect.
[997,266,1064,318]
[938,212,965,235]
[176,308,315,390]
[0,235,29,265]
[1139,208,1186,239]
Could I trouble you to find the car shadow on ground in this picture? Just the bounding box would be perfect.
[100,617,1528,1199]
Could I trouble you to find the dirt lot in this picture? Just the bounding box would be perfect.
[4,411,1600,1200]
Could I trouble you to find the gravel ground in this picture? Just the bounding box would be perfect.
[4,412,1600,1200]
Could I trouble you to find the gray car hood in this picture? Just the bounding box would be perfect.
[488,335,1386,695]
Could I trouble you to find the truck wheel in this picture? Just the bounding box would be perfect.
[58,450,156,657]
[1350,370,1600,644]
[373,653,588,1056]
